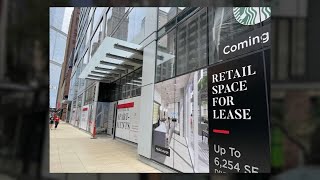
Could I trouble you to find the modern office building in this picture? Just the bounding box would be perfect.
[56,8,80,121]
[49,7,73,108]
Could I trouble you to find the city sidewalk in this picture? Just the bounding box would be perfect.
[49,121,161,173]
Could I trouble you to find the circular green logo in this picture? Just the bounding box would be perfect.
[233,7,271,25]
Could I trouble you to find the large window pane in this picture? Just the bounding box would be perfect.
[177,8,208,76]
[125,73,133,99]
[156,30,176,82]
[110,7,157,44]
[120,77,126,100]
[152,68,209,173]
[93,7,104,30]
[106,7,130,38]
[90,21,103,57]
[88,7,94,23]
[158,7,177,29]
[134,68,142,96]
[51,31,67,64]
[85,21,92,46]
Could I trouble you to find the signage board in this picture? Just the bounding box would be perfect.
[115,96,141,143]
[219,25,271,61]
[80,105,89,130]
[208,52,270,173]
[155,145,170,156]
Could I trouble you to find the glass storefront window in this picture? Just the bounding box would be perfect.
[114,79,120,101]
[77,94,83,108]
[177,8,208,76]
[120,77,126,100]
[133,68,142,96]
[156,30,176,82]
[84,85,95,105]
[152,68,209,173]
[125,73,133,99]
[109,68,142,101]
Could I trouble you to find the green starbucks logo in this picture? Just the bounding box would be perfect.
[233,7,271,25]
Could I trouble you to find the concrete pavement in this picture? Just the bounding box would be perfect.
[49,121,160,173]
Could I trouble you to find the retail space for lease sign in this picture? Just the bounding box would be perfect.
[208,51,270,173]
[150,7,270,173]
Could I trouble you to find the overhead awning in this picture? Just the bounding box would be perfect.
[79,36,143,82]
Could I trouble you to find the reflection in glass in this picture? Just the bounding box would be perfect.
[90,21,103,57]
[109,7,155,45]
[156,30,176,82]
[93,7,104,30]
[85,21,92,46]
[107,7,128,40]
[177,8,208,75]
[158,7,177,29]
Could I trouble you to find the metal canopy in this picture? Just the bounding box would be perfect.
[79,36,143,82]
[100,61,135,70]
[95,67,125,74]
[91,71,119,77]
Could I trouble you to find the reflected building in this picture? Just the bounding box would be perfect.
[49,8,73,108]
[107,7,128,41]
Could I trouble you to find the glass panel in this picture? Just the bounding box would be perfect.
[152,68,209,173]
[125,73,133,99]
[158,7,177,29]
[83,49,89,65]
[156,30,176,82]
[106,7,129,38]
[77,94,83,108]
[93,7,104,30]
[152,79,175,168]
[110,7,157,44]
[90,21,103,57]
[86,21,92,46]
[208,7,218,65]
[88,8,94,24]
[51,31,67,64]
[177,8,208,75]
[115,79,120,101]
[120,77,126,100]
[133,68,142,97]
[196,69,209,173]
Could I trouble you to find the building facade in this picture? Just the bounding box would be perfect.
[56,8,80,121]
[65,5,319,173]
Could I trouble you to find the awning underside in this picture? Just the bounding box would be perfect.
[79,37,143,83]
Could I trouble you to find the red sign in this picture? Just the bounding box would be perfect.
[83,107,88,111]
[117,102,134,109]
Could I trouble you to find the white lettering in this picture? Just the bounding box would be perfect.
[223,45,230,54]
